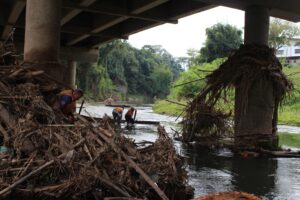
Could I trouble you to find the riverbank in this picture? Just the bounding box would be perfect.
[153,100,300,148]
[279,133,300,148]
[153,99,300,126]
[83,104,300,199]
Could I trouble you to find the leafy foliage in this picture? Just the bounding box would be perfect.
[200,23,243,62]
[268,18,300,50]
[76,40,182,100]
[170,59,224,99]
[76,63,114,99]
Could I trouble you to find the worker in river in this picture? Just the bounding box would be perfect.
[125,107,137,125]
[112,106,124,124]
[58,89,83,122]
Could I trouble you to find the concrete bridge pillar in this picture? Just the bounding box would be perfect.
[24,0,63,80]
[244,6,269,45]
[235,6,277,148]
[64,61,77,89]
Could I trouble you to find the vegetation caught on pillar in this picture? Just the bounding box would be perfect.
[76,40,182,101]
[181,45,293,143]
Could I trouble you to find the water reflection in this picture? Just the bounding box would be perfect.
[231,157,277,199]
[182,145,234,195]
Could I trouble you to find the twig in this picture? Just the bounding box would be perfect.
[78,100,85,115]
[165,99,186,107]
[173,77,206,88]
[99,176,131,197]
[45,124,84,127]
[15,153,35,180]
[84,144,93,161]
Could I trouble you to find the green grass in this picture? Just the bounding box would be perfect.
[278,65,300,125]
[278,106,300,126]
[278,133,300,148]
[152,100,185,116]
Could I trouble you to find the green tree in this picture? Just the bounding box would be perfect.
[77,40,183,100]
[151,66,172,98]
[268,18,300,50]
[186,48,201,68]
[200,23,243,62]
[76,62,114,99]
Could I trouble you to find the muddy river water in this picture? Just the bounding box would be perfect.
[82,104,300,200]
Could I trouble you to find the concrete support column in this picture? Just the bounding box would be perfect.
[235,6,277,148]
[244,6,269,45]
[64,61,77,89]
[24,0,62,80]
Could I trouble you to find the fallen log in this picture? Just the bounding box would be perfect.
[259,148,300,158]
[82,115,160,125]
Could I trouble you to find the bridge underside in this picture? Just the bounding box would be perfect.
[0,0,299,148]
[0,0,215,62]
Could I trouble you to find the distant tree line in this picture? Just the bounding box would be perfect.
[77,20,300,101]
[76,40,183,100]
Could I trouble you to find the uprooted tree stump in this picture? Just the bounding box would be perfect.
[0,65,193,200]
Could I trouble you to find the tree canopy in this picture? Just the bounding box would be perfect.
[76,40,183,100]
[199,23,243,62]
[268,18,300,50]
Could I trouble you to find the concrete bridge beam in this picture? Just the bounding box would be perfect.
[24,0,63,80]
[235,6,277,148]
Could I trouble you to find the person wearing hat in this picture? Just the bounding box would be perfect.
[58,89,84,122]
[112,106,124,124]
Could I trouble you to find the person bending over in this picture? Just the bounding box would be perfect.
[125,107,136,125]
[58,89,83,122]
[112,106,124,124]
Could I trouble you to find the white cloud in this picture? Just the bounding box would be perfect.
[128,6,245,57]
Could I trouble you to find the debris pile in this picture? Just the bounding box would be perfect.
[182,44,293,143]
[0,65,192,199]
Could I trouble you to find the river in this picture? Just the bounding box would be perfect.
[82,104,300,200]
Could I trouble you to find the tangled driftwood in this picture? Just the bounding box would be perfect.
[182,44,293,143]
[0,65,192,200]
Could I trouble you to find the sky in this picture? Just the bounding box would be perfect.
[128,6,245,57]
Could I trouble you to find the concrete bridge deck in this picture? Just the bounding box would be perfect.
[1,0,300,63]
[0,0,300,146]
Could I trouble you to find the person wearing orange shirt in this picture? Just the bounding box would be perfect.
[58,89,83,122]
[112,106,124,124]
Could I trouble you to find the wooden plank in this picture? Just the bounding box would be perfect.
[81,115,160,125]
